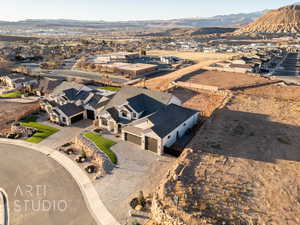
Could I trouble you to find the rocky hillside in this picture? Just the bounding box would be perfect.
[237,4,300,34]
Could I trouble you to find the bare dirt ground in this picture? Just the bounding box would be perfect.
[177,70,278,90]
[235,83,300,101]
[135,52,237,91]
[150,84,300,225]
[136,60,219,91]
[171,87,226,117]
[0,102,40,135]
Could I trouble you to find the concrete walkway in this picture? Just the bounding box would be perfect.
[0,138,120,225]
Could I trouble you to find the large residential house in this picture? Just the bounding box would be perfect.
[98,86,199,155]
[0,73,38,89]
[41,82,114,126]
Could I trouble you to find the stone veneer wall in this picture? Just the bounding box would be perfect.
[75,133,114,174]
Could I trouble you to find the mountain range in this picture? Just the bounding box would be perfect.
[0,10,268,29]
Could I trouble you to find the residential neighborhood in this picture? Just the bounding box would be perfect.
[1,2,300,225]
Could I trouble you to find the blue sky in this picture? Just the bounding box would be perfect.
[0,0,297,21]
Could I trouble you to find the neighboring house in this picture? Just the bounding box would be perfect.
[209,60,254,73]
[98,86,199,155]
[160,56,181,64]
[0,73,38,89]
[35,78,63,96]
[41,82,114,126]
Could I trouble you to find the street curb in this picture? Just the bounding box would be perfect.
[0,188,9,225]
[0,139,121,225]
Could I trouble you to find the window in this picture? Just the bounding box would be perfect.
[167,135,171,139]
[132,112,136,118]
[62,117,66,122]
[183,123,186,126]
[101,117,108,126]
[121,110,128,117]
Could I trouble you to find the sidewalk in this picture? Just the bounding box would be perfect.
[0,138,121,225]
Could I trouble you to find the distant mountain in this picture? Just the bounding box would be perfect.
[169,10,268,27]
[237,4,300,34]
[1,10,267,29]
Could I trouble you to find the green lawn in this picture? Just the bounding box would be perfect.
[0,91,22,98]
[99,86,120,92]
[83,132,117,164]
[21,116,59,143]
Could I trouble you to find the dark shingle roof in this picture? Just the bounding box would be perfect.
[74,90,90,101]
[57,103,84,117]
[106,107,131,124]
[104,86,173,111]
[63,88,78,101]
[127,94,145,113]
[148,104,198,138]
[87,94,103,108]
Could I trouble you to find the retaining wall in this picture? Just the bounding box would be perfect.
[75,134,114,174]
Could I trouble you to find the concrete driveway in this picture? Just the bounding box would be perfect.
[0,143,95,225]
[39,120,92,149]
[95,140,175,224]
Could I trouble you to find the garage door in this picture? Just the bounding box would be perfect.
[145,136,158,153]
[87,110,95,120]
[124,133,142,145]
[71,113,84,124]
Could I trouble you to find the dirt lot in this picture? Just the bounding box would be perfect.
[136,51,237,91]
[177,70,278,90]
[151,85,300,225]
[136,60,219,91]
[171,87,226,117]
[148,50,236,63]
[0,101,40,135]
[236,83,300,101]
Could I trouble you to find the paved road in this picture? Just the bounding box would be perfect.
[40,70,128,84]
[0,143,96,225]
